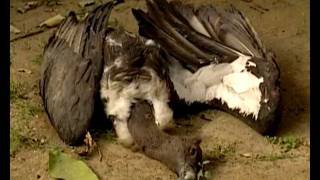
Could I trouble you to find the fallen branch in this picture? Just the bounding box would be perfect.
[10,28,46,42]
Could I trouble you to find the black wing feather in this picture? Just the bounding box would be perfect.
[133,0,271,68]
[40,1,123,145]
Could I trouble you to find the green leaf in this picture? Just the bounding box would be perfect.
[48,149,99,180]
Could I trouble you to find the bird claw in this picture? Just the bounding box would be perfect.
[75,132,98,157]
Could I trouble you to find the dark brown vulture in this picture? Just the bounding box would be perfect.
[132,0,281,134]
[40,0,281,178]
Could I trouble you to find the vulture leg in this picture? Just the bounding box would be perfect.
[74,132,97,156]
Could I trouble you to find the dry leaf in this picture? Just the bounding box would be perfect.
[39,14,65,28]
[79,0,95,8]
[10,25,21,34]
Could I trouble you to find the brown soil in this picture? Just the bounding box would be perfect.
[10,0,309,180]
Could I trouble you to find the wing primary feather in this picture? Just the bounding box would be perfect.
[132,8,204,72]
[146,0,212,65]
[40,1,123,144]
[134,0,241,66]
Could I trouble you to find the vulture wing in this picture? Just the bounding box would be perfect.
[40,1,123,145]
[133,0,280,134]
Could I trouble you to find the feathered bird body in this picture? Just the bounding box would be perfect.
[40,1,281,179]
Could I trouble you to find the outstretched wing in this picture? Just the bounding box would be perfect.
[133,0,281,134]
[183,2,267,58]
[132,0,272,71]
[40,1,123,145]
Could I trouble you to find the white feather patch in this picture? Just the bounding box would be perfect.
[247,61,257,67]
[152,99,173,130]
[223,72,263,93]
[169,55,263,119]
[100,63,173,143]
[145,39,156,46]
[105,36,122,47]
[113,120,134,147]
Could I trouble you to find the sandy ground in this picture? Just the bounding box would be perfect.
[10,0,309,179]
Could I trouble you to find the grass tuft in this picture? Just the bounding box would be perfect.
[265,135,303,152]
[31,54,43,65]
[204,142,236,161]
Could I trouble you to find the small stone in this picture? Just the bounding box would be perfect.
[40,138,45,144]
[17,1,39,13]
[17,7,26,13]
[25,1,39,10]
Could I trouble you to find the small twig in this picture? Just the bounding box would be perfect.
[10,28,46,42]
[255,4,269,12]
[249,6,265,14]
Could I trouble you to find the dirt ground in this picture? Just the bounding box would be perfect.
[10,0,310,179]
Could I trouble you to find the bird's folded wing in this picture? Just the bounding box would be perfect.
[40,1,121,144]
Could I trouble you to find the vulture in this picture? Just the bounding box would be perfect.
[132,0,281,134]
[40,0,281,179]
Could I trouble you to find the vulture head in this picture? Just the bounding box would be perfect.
[128,100,202,180]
